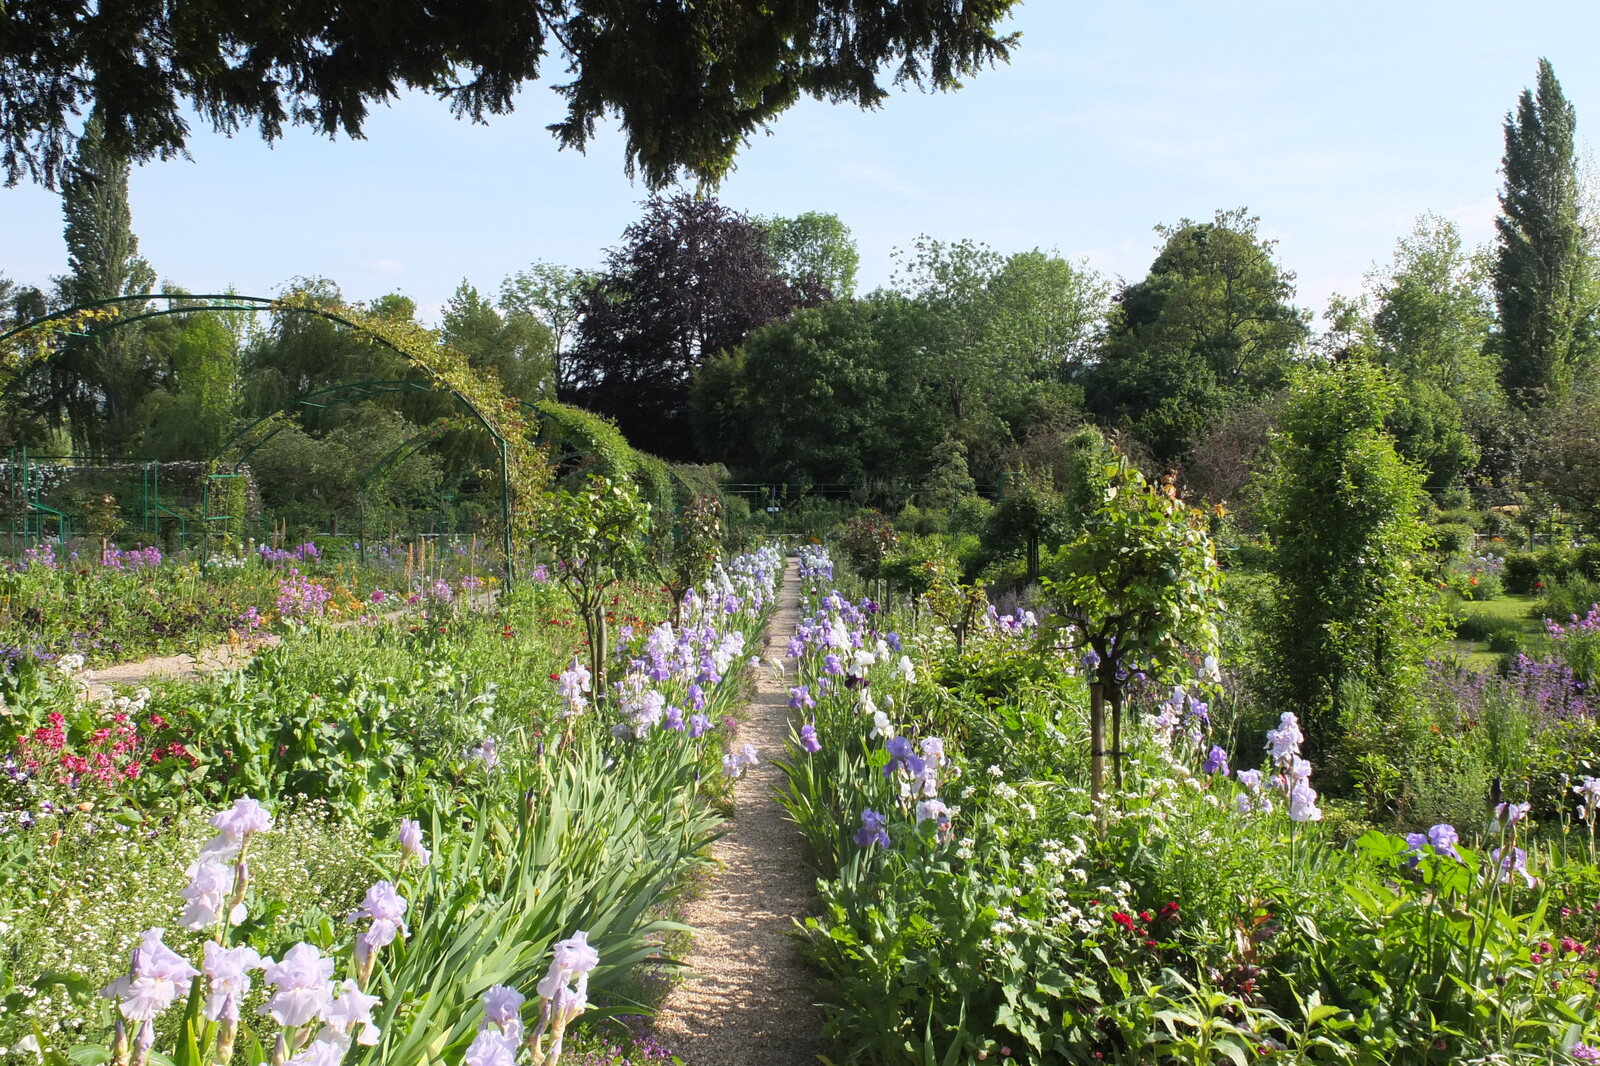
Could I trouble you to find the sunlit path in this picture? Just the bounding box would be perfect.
[655,557,829,1066]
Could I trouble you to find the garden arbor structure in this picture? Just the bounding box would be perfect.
[0,293,526,576]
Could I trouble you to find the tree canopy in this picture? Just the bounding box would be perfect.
[1084,209,1306,463]
[1,0,1021,189]
[564,194,815,459]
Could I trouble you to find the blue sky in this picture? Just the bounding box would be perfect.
[3,1,1598,325]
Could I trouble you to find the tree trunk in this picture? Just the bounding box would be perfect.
[1110,683,1124,792]
[1090,681,1107,823]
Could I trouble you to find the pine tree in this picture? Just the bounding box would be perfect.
[1493,59,1591,403]
[55,113,156,457]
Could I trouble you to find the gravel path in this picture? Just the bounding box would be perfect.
[82,636,279,698]
[655,559,830,1066]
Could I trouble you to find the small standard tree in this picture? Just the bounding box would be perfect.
[541,473,653,699]
[1260,362,1442,762]
[1043,463,1222,810]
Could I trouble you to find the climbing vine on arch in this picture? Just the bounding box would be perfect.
[271,292,555,547]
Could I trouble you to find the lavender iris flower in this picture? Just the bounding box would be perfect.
[1202,746,1229,775]
[1428,823,1461,859]
[854,808,891,849]
[883,736,926,780]
[688,714,711,739]
[800,724,821,753]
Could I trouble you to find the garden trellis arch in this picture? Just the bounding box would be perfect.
[0,293,533,578]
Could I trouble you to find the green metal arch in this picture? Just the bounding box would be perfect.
[0,296,519,576]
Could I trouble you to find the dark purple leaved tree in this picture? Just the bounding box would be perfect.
[562,195,819,459]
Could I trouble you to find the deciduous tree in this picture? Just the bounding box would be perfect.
[565,195,811,458]
[1085,209,1306,463]
[1493,59,1595,402]
[52,114,157,457]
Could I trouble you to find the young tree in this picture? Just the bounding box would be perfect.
[1043,463,1222,810]
[540,473,654,698]
[565,195,811,458]
[52,113,157,457]
[1494,59,1595,403]
[1260,362,1442,763]
[757,211,860,300]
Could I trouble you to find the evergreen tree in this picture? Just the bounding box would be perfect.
[54,113,156,457]
[1493,59,1593,403]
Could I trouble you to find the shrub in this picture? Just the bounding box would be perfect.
[1536,573,1600,622]
[1487,627,1525,655]
[1260,362,1442,760]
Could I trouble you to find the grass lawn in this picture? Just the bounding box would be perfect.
[1447,592,1548,671]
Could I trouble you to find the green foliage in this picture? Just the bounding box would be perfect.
[1260,362,1443,760]
[1044,464,1222,684]
[539,473,653,693]
[756,211,860,300]
[498,262,589,393]
[439,280,553,403]
[52,113,158,459]
[1370,213,1501,420]
[4,0,1022,190]
[1085,208,1307,462]
[1494,59,1594,403]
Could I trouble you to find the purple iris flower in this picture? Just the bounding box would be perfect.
[687,714,711,739]
[1202,746,1229,775]
[664,705,685,731]
[854,809,890,849]
[883,736,926,780]
[886,633,901,652]
[687,684,706,711]
[789,685,816,711]
[1428,824,1461,860]
[787,636,806,659]
[800,724,821,753]
[824,654,844,676]
[1081,648,1101,670]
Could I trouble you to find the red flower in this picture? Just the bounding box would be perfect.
[1160,901,1180,919]
[1111,912,1135,932]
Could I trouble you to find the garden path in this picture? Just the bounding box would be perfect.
[81,589,502,697]
[82,636,279,698]
[654,559,830,1066]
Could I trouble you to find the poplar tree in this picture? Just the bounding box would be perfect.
[55,113,156,456]
[1493,59,1592,403]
